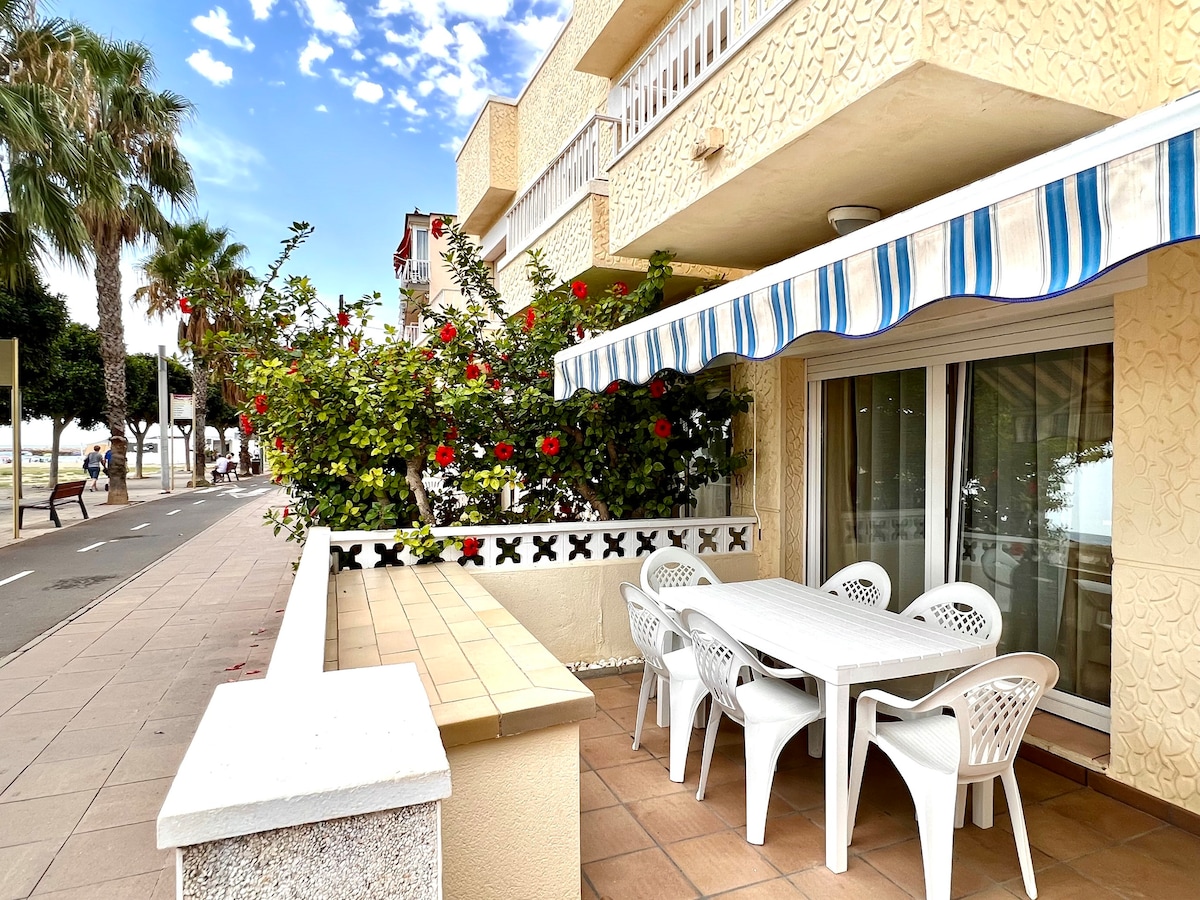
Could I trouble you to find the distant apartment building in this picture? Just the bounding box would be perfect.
[392,209,459,340]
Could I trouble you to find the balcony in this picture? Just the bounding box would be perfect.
[457,98,519,235]
[401,257,430,287]
[604,0,1160,271]
[506,115,618,254]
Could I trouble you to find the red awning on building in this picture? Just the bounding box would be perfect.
[393,225,413,278]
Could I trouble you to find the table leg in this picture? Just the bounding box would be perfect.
[824,682,850,873]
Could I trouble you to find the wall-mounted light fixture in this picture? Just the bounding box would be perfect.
[692,127,725,160]
[827,206,881,235]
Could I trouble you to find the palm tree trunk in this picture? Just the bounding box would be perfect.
[238,442,250,476]
[191,359,208,485]
[95,236,129,504]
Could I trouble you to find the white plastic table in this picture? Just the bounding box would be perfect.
[661,577,994,873]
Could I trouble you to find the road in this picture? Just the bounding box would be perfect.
[0,478,279,655]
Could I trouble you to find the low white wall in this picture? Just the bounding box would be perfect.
[472,553,760,663]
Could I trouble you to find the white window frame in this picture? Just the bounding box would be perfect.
[800,275,1136,732]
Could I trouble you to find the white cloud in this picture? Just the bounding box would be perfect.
[350,49,365,61]
[378,51,411,75]
[441,135,464,154]
[298,0,357,44]
[298,36,333,75]
[383,28,410,44]
[192,7,255,51]
[249,0,276,19]
[453,22,485,65]
[329,68,357,87]
[353,80,384,103]
[417,24,453,60]
[390,87,425,116]
[187,49,234,86]
[177,121,265,189]
[315,104,329,112]
[509,12,563,55]
[416,79,434,97]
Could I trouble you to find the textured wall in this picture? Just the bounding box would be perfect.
[1110,243,1200,813]
[442,723,580,900]
[608,0,921,253]
[457,102,518,234]
[181,804,440,900]
[922,0,1158,117]
[1160,0,1200,100]
[513,19,609,188]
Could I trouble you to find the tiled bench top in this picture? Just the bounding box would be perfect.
[327,562,595,748]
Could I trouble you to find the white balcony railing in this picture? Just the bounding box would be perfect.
[398,323,422,344]
[402,258,431,285]
[615,0,792,154]
[506,115,618,251]
[329,515,755,570]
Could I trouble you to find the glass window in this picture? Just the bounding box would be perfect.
[822,369,927,608]
[412,227,429,261]
[956,345,1114,705]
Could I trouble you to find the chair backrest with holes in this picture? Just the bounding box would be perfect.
[680,609,758,721]
[641,547,722,600]
[820,561,892,609]
[902,582,1003,646]
[924,653,1058,779]
[621,583,682,675]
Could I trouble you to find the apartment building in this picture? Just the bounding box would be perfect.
[459,0,1200,824]
[392,209,460,338]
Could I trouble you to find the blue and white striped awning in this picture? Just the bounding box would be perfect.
[554,94,1200,399]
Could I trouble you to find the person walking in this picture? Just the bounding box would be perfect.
[84,445,104,492]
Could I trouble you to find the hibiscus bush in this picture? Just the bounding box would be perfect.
[224,220,751,542]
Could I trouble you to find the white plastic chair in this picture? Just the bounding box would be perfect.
[681,608,824,845]
[641,546,722,597]
[621,583,709,783]
[847,652,1059,900]
[820,561,892,609]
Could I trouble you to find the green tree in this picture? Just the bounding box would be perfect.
[0,274,68,423]
[205,380,239,456]
[124,352,188,478]
[63,31,194,504]
[22,322,104,486]
[135,219,250,485]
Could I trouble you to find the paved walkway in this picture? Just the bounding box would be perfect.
[0,487,295,899]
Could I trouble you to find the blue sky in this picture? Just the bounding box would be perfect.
[49,0,567,351]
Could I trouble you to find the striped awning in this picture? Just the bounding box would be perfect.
[554,94,1200,400]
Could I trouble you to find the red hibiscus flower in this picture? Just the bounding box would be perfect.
[465,363,481,380]
[439,322,457,343]
[179,297,192,315]
[348,337,360,353]
[336,311,350,328]
[422,348,436,360]
[491,378,502,390]
[446,426,458,441]
[500,353,510,361]
[571,280,587,299]
[494,441,514,461]
[541,435,560,456]
[649,378,666,398]
[654,418,672,439]
[462,536,480,557]
[524,307,536,331]
[240,414,253,435]
[605,382,619,395]
[576,324,585,339]
[612,281,629,296]
[283,506,290,518]
[274,437,285,451]
[254,394,268,414]
[435,445,455,467]
[538,370,549,378]
[431,218,445,239]
[483,362,493,375]
[288,361,299,374]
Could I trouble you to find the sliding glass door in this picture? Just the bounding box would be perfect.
[814,342,1114,724]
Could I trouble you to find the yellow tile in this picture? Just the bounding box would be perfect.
[436,679,488,702]
[424,581,458,596]
[375,630,418,655]
[476,608,518,628]
[337,624,378,650]
[505,641,565,671]
[324,639,338,661]
[441,606,478,624]
[401,602,439,619]
[527,665,591,692]
[338,645,382,670]
[410,616,450,637]
[448,620,491,643]
[432,696,500,747]
[337,607,373,629]
[380,650,427,673]
[461,639,510,667]
[465,595,505,614]
[416,633,460,659]
[476,663,532,694]
[427,654,478,685]
[490,623,540,647]
[494,687,596,736]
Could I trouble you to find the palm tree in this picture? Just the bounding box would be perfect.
[62,32,194,503]
[136,220,251,484]
[0,0,88,287]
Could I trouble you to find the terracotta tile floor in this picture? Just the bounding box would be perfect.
[578,672,1200,899]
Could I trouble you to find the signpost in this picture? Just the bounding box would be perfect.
[158,347,171,493]
[1,339,19,537]
[170,394,193,493]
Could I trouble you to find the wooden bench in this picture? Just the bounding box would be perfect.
[212,468,239,483]
[18,480,89,529]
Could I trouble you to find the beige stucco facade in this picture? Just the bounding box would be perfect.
[457,100,519,236]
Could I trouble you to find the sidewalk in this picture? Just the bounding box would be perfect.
[0,472,227,553]
[0,486,296,899]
